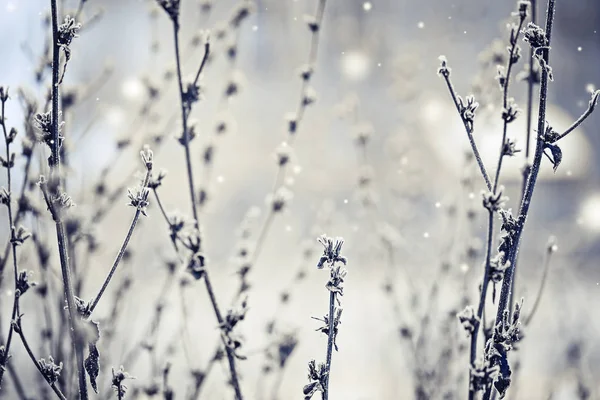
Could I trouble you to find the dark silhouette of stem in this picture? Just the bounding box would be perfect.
[468,212,494,400]
[48,1,88,397]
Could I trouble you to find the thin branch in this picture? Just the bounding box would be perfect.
[468,212,494,400]
[484,2,556,398]
[0,93,20,389]
[87,166,151,317]
[493,12,527,193]
[554,90,600,142]
[13,315,67,400]
[440,72,492,191]
[523,240,556,326]
[193,42,210,87]
[168,10,244,399]
[47,1,88,396]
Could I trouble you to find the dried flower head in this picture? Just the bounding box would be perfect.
[437,55,451,78]
[156,0,180,21]
[38,356,63,385]
[457,305,479,336]
[269,186,293,213]
[57,16,81,48]
[140,146,154,170]
[16,270,36,295]
[303,360,327,399]
[112,366,134,398]
[316,235,347,269]
[127,186,150,216]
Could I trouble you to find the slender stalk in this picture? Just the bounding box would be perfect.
[493,15,526,193]
[524,0,537,160]
[87,168,151,317]
[0,294,19,388]
[48,1,88,397]
[169,14,243,399]
[523,243,555,326]
[516,0,538,327]
[468,212,494,400]
[173,22,199,227]
[322,291,336,400]
[554,90,600,142]
[468,11,525,396]
[496,0,556,333]
[0,144,34,285]
[0,96,19,389]
[288,0,327,148]
[13,315,67,400]
[484,2,556,398]
[441,74,492,191]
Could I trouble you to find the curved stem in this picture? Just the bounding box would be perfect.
[523,246,555,326]
[14,316,67,400]
[554,90,600,142]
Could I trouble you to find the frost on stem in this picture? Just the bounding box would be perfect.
[15,269,36,295]
[485,299,523,399]
[112,366,134,398]
[316,235,347,269]
[502,98,520,123]
[470,358,496,394]
[458,95,479,133]
[457,305,479,336]
[482,188,508,213]
[38,356,63,385]
[219,298,249,360]
[303,360,328,400]
[34,111,64,166]
[127,187,149,216]
[312,308,343,351]
[56,16,81,83]
[522,22,553,81]
[540,123,562,172]
[489,256,510,303]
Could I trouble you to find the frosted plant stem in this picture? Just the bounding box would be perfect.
[483,1,556,398]
[322,291,336,400]
[441,74,492,191]
[468,212,494,400]
[170,19,243,398]
[87,168,151,317]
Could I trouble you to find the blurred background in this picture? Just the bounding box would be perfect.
[0,0,599,399]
